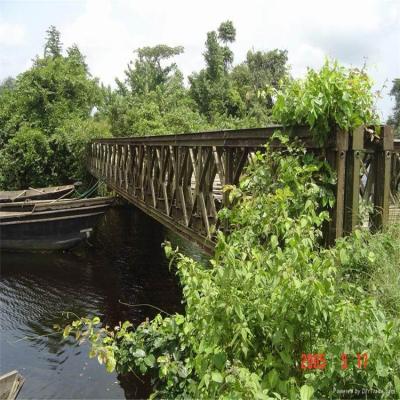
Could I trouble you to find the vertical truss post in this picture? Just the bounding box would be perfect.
[371,125,394,231]
[325,129,348,245]
[223,148,234,208]
[343,126,364,234]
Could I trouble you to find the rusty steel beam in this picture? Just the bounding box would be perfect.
[90,126,341,149]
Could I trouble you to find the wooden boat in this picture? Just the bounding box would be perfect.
[0,197,113,251]
[0,370,24,400]
[0,184,76,203]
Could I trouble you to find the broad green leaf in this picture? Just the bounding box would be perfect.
[132,349,146,358]
[175,314,185,325]
[271,235,279,248]
[213,352,227,370]
[267,369,279,388]
[144,354,156,367]
[339,248,349,264]
[211,371,223,383]
[300,385,314,400]
[106,356,116,372]
[63,325,71,338]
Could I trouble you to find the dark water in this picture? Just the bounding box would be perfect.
[0,206,192,399]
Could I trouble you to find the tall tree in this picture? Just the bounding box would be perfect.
[218,20,236,43]
[44,25,62,57]
[388,79,400,137]
[122,45,184,95]
[189,21,244,121]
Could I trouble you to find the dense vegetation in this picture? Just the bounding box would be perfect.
[0,22,290,189]
[0,26,109,189]
[272,61,379,143]
[60,62,400,398]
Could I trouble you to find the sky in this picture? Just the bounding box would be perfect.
[0,0,399,120]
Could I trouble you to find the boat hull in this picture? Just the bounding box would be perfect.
[0,370,24,400]
[0,185,75,203]
[0,199,112,251]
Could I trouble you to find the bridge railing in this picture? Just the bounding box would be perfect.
[87,125,396,253]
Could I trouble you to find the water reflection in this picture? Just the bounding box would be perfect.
[0,206,183,399]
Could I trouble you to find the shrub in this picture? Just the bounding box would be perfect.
[0,126,53,189]
[338,224,400,317]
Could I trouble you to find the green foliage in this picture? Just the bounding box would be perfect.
[388,79,400,137]
[14,53,101,135]
[104,70,208,137]
[188,22,289,127]
[50,117,111,183]
[272,60,380,142]
[338,224,400,317]
[0,77,15,95]
[0,26,104,189]
[123,45,184,96]
[44,25,62,58]
[63,135,400,399]
[102,45,210,137]
[100,21,289,135]
[0,126,52,189]
[189,21,243,121]
[232,49,289,124]
[218,20,236,43]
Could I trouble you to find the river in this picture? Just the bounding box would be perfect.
[0,206,197,399]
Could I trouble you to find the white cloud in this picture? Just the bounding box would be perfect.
[62,0,135,85]
[0,19,25,46]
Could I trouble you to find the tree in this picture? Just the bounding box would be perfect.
[102,45,208,136]
[388,79,400,137]
[189,21,244,121]
[231,49,289,123]
[188,21,289,126]
[0,127,53,189]
[67,44,89,73]
[1,35,102,138]
[0,77,15,94]
[123,45,184,95]
[50,117,111,183]
[44,25,62,58]
[0,77,18,145]
[218,20,236,43]
[0,26,104,189]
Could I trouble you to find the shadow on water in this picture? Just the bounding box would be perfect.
[0,205,187,399]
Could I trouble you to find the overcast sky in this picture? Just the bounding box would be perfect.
[0,0,399,119]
